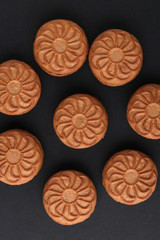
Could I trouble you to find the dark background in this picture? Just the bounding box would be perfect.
[0,0,160,239]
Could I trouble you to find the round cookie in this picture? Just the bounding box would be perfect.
[89,29,143,86]
[33,19,88,76]
[43,170,97,225]
[53,94,108,149]
[0,60,41,115]
[102,150,157,205]
[127,84,160,139]
[0,129,43,185]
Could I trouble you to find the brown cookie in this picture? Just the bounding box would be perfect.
[0,60,41,115]
[127,84,160,139]
[53,94,108,149]
[102,150,157,205]
[33,19,88,76]
[43,170,97,225]
[89,29,143,86]
[0,129,43,185]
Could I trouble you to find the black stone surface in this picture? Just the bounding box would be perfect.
[0,0,160,239]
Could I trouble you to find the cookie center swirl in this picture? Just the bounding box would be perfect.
[109,48,124,63]
[53,38,67,53]
[72,114,87,129]
[124,169,139,185]
[7,81,21,95]
[6,149,22,164]
[146,103,160,118]
[62,189,77,203]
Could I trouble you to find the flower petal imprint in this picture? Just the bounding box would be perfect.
[43,170,97,225]
[0,60,41,115]
[89,29,143,86]
[53,94,108,149]
[0,129,43,185]
[33,19,88,76]
[102,150,157,205]
[127,84,160,139]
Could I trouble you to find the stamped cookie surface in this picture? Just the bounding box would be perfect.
[0,129,43,185]
[127,84,160,139]
[102,150,157,205]
[0,60,41,115]
[33,19,88,76]
[43,170,97,225]
[89,29,143,86]
[53,94,108,149]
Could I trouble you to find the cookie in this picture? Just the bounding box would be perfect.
[127,84,160,139]
[33,19,88,76]
[0,129,43,185]
[53,94,108,149]
[102,150,157,205]
[0,60,41,115]
[43,170,97,225]
[89,29,143,86]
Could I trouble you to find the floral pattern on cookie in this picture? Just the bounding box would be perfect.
[127,84,160,139]
[0,129,43,185]
[34,19,88,76]
[43,170,97,225]
[89,29,143,86]
[53,94,108,149]
[0,60,41,115]
[102,150,157,205]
